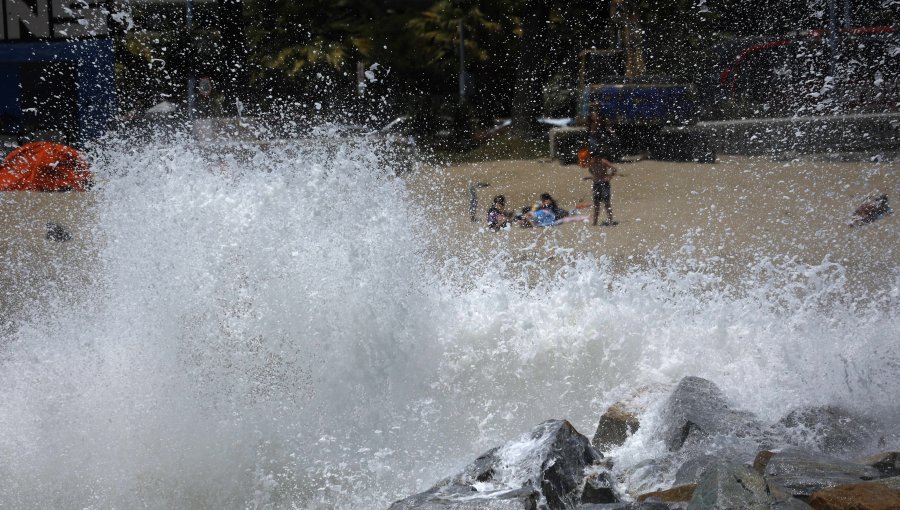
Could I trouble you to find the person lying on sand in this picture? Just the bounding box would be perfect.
[538,193,569,220]
[517,193,567,228]
[514,194,589,228]
[849,194,892,227]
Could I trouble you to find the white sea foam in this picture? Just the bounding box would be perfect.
[0,135,897,509]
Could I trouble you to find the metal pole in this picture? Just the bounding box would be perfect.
[458,19,467,102]
[468,182,489,222]
[186,0,196,123]
[843,0,852,29]
[827,0,838,78]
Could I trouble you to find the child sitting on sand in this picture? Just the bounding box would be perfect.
[487,195,513,230]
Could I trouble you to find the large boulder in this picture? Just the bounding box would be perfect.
[637,484,697,503]
[673,455,721,485]
[576,502,685,509]
[857,453,900,478]
[387,487,539,510]
[865,476,900,491]
[763,449,881,497]
[808,482,900,510]
[778,406,879,455]
[388,420,617,510]
[754,451,778,474]
[581,468,619,505]
[662,377,762,452]
[674,448,761,485]
[686,462,810,510]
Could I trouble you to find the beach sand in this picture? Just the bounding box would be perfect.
[0,192,98,329]
[1,153,897,327]
[407,154,899,289]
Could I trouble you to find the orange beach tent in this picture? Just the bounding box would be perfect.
[0,142,92,192]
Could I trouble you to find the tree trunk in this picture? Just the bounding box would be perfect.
[511,0,552,138]
[217,0,250,115]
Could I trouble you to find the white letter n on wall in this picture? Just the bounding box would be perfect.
[6,0,51,40]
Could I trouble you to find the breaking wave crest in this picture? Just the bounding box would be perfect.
[0,135,897,509]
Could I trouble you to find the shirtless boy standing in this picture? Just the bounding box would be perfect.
[584,151,619,226]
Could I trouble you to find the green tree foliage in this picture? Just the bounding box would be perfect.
[245,0,378,76]
[242,0,384,112]
[120,0,895,129]
[630,0,720,81]
[405,0,504,66]
[403,0,524,126]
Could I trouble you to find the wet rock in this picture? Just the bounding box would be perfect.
[623,458,674,496]
[388,486,539,510]
[866,476,900,492]
[779,406,879,455]
[764,449,881,497]
[754,451,778,475]
[462,447,502,483]
[686,462,804,510]
[45,222,72,242]
[673,455,719,485]
[857,453,900,478]
[662,377,762,452]
[581,469,619,504]
[592,404,640,452]
[576,502,685,509]
[769,483,812,510]
[387,420,614,510]
[637,484,697,503]
[592,407,638,447]
[808,482,900,510]
[537,421,609,508]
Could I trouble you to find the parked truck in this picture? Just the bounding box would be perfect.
[550,16,716,164]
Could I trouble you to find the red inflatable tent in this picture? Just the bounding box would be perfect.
[0,142,93,192]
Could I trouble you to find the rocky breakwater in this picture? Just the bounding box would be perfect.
[387,377,900,510]
[388,419,618,510]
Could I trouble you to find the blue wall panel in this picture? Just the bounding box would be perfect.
[0,63,22,133]
[0,40,116,143]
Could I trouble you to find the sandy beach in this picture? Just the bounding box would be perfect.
[2,152,897,324]
[407,154,899,289]
[0,192,98,330]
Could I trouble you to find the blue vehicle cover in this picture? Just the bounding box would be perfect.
[580,82,696,127]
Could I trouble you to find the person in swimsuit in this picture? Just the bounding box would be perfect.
[583,150,619,226]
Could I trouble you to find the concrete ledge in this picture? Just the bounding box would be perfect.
[548,126,587,159]
[698,112,900,155]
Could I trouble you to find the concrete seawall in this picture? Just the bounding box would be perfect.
[551,112,898,162]
[698,112,900,156]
